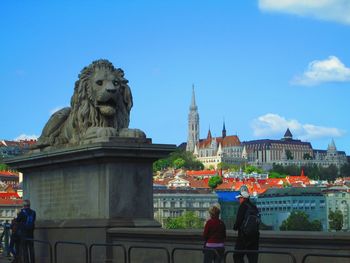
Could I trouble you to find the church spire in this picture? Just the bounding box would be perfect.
[207,128,212,140]
[190,84,197,111]
[186,85,200,152]
[222,120,226,138]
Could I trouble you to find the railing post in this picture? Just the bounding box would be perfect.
[54,241,88,263]
[128,246,170,263]
[89,243,127,263]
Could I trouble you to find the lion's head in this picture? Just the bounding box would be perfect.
[71,59,133,132]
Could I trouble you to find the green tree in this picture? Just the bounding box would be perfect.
[152,149,204,172]
[208,165,215,170]
[340,163,350,178]
[280,211,322,231]
[0,163,8,171]
[208,175,223,189]
[217,162,240,171]
[244,165,263,174]
[268,171,285,178]
[173,158,186,169]
[164,217,183,229]
[164,211,203,229]
[329,209,343,231]
[303,153,313,160]
[319,164,338,182]
[304,164,320,180]
[153,159,171,172]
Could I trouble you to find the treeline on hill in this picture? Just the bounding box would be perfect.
[153,149,204,172]
[0,163,8,171]
[270,163,350,181]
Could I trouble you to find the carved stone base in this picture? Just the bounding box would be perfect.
[6,140,175,262]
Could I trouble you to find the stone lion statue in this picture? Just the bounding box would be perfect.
[35,59,145,149]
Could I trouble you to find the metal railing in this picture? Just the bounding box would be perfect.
[127,245,170,263]
[171,247,219,263]
[20,238,350,263]
[54,241,88,263]
[224,249,297,263]
[302,252,350,263]
[27,238,53,263]
[89,243,127,263]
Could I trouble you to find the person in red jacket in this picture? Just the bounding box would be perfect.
[203,205,226,263]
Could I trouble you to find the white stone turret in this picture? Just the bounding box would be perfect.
[186,85,200,152]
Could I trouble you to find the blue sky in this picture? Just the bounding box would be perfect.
[1,0,350,154]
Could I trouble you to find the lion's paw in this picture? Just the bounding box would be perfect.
[119,128,146,139]
[85,127,119,139]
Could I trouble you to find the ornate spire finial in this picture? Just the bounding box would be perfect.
[190,84,197,111]
[222,119,226,138]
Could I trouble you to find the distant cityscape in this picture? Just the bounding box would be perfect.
[0,88,349,233]
[153,87,350,232]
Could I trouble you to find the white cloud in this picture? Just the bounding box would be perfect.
[291,56,350,86]
[14,134,39,141]
[259,0,350,25]
[252,113,345,140]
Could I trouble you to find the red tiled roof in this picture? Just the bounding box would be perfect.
[198,135,241,148]
[286,175,310,185]
[0,199,22,205]
[186,176,210,189]
[0,192,20,198]
[187,170,217,176]
[1,139,37,147]
[0,171,19,177]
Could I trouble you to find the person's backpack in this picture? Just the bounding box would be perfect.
[22,209,35,230]
[241,202,260,237]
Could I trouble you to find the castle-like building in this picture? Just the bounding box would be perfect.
[243,130,347,169]
[185,88,347,169]
[186,87,244,168]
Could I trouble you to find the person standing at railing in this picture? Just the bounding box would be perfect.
[16,199,36,263]
[1,220,11,257]
[9,217,20,261]
[203,205,226,263]
[233,191,260,263]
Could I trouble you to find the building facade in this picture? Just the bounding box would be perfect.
[243,129,347,169]
[324,187,350,231]
[0,139,36,158]
[256,187,327,231]
[186,87,244,168]
[243,129,314,168]
[153,189,218,227]
[193,127,244,169]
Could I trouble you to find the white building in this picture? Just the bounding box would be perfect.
[153,189,218,227]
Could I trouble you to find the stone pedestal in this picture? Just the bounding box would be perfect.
[6,138,175,262]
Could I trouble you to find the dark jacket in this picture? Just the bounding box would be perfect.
[16,207,36,239]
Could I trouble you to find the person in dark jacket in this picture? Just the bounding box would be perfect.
[233,191,259,263]
[9,217,20,260]
[203,205,226,263]
[16,199,36,263]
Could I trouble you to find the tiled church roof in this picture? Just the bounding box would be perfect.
[198,135,241,148]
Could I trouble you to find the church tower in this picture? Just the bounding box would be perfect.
[186,85,200,152]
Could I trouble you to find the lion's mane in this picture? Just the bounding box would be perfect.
[71,60,132,134]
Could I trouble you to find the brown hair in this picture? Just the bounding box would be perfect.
[209,205,220,218]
